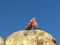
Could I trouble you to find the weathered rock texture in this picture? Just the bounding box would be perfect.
[0,37,5,45]
[5,29,57,45]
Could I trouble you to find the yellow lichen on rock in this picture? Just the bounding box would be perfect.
[5,29,57,45]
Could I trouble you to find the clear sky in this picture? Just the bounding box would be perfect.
[0,0,60,44]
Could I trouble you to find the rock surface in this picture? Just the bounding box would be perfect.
[0,37,5,45]
[5,29,57,45]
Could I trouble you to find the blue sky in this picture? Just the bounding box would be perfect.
[0,0,60,44]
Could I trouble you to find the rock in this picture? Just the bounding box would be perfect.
[5,18,57,45]
[0,37,5,45]
[5,29,57,45]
